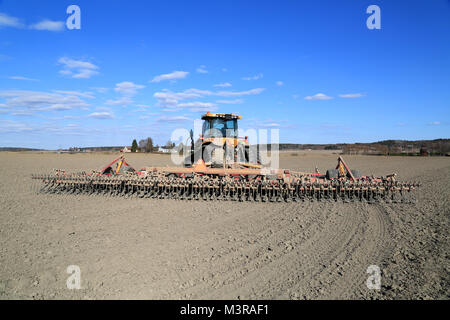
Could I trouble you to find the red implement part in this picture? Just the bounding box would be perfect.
[100,155,137,175]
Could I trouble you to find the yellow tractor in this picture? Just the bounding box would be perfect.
[184,112,261,168]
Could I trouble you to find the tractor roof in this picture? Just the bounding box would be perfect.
[201,112,242,120]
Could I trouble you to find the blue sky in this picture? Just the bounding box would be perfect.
[0,0,449,149]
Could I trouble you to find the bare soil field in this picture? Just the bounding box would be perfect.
[0,152,448,299]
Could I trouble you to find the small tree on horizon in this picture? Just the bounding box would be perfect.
[138,139,146,151]
[145,137,154,153]
[137,137,154,152]
[131,139,138,152]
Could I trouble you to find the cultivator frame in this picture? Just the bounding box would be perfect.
[32,155,419,203]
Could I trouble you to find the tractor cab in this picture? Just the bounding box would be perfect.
[185,112,257,168]
[201,112,241,138]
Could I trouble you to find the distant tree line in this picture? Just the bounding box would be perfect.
[258,139,450,156]
[130,138,175,153]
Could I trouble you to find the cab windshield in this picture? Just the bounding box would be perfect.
[203,118,237,138]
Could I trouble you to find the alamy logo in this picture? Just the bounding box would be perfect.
[366,5,381,30]
[66,5,81,30]
[366,265,381,290]
[66,265,81,289]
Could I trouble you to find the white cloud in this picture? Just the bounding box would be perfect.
[138,111,160,116]
[29,19,64,32]
[58,57,99,79]
[0,119,101,136]
[105,97,133,106]
[72,69,98,79]
[59,70,72,76]
[0,120,34,133]
[304,93,333,100]
[242,73,263,81]
[0,12,24,28]
[183,88,213,95]
[91,87,109,94]
[11,110,33,116]
[151,71,189,82]
[161,108,179,112]
[214,82,232,88]
[173,102,216,108]
[9,76,39,81]
[153,87,264,110]
[53,90,94,98]
[190,106,217,112]
[153,89,203,108]
[262,122,281,128]
[276,81,284,86]
[157,116,192,122]
[88,112,114,119]
[41,114,82,121]
[139,113,160,120]
[215,88,265,97]
[338,93,365,98]
[0,90,89,113]
[58,57,97,70]
[428,121,441,126]
[114,81,145,96]
[0,13,64,32]
[252,119,293,129]
[176,101,217,112]
[196,65,208,74]
[216,99,243,104]
[0,104,8,115]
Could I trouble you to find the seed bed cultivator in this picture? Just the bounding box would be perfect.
[32,154,419,203]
